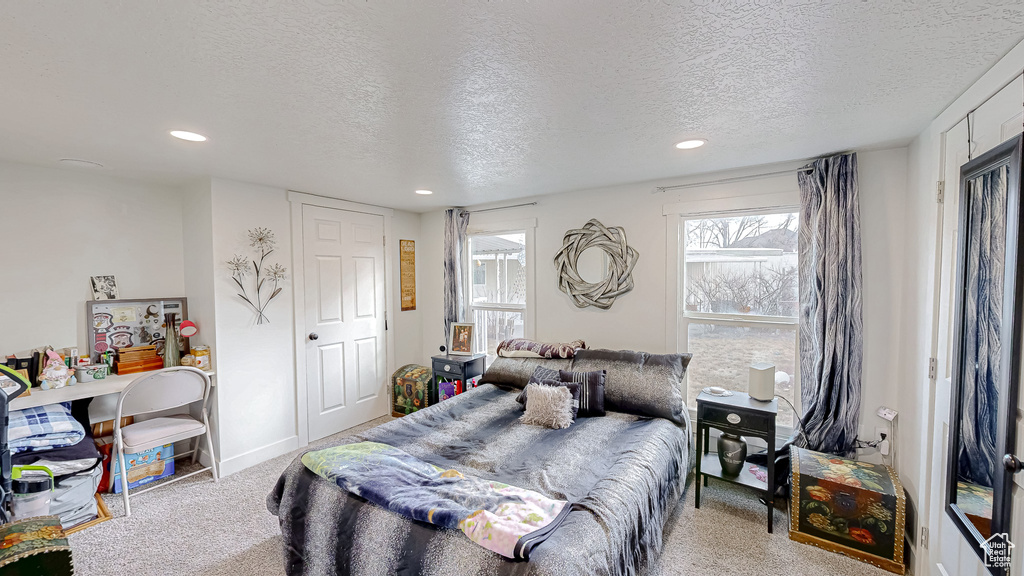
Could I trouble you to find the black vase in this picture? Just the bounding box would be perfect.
[718,433,747,476]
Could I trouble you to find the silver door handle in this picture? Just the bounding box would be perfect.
[1004,454,1023,473]
[308,333,319,341]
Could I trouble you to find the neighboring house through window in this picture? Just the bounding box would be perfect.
[465,222,534,361]
[680,210,801,427]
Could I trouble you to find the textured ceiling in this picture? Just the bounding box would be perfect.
[1,1,1022,210]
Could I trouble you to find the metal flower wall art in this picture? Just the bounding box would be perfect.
[228,227,288,324]
[553,219,638,310]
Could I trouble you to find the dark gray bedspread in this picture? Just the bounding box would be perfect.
[268,383,692,576]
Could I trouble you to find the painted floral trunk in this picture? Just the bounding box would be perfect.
[789,446,906,574]
[391,364,432,417]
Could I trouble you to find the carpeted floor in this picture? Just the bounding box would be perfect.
[69,416,893,575]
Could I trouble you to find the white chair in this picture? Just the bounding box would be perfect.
[112,366,218,516]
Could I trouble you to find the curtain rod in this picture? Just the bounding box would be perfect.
[466,202,537,214]
[653,166,813,194]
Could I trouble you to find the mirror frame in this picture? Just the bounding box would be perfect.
[946,133,1023,575]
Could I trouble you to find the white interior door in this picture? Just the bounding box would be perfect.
[928,77,1023,576]
[302,205,388,441]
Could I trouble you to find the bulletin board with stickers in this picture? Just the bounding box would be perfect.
[86,298,189,362]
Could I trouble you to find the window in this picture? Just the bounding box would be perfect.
[681,211,800,426]
[467,231,527,360]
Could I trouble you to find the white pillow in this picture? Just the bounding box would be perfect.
[520,383,574,429]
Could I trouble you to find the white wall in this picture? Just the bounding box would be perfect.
[857,148,908,451]
[180,178,220,458]
[206,179,298,475]
[0,160,185,356]
[419,150,908,441]
[390,210,424,368]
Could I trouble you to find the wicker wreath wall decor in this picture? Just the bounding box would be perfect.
[553,219,639,309]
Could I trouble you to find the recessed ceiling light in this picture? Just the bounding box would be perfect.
[675,139,706,150]
[170,130,207,142]
[59,158,104,169]
[415,189,433,195]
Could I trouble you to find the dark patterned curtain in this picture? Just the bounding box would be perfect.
[958,165,1007,487]
[443,208,470,342]
[797,152,863,456]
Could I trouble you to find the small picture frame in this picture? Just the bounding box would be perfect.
[91,275,119,300]
[448,323,475,356]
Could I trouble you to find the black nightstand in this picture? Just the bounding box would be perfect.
[430,353,486,404]
[695,390,779,532]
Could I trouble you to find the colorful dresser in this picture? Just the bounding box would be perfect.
[790,446,906,574]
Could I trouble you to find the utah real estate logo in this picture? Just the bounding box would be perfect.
[982,533,1014,569]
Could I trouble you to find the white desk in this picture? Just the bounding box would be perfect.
[9,370,215,422]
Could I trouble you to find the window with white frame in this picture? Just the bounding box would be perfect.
[466,231,527,360]
[681,210,800,426]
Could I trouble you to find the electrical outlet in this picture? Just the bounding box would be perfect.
[875,427,889,443]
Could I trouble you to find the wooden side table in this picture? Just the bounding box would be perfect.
[430,354,486,404]
[695,390,779,532]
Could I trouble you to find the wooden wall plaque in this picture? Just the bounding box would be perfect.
[400,239,416,311]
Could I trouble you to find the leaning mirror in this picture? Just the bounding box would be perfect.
[946,133,1023,574]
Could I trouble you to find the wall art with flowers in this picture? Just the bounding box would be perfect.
[227,227,288,325]
[790,447,906,574]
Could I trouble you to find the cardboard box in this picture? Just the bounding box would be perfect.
[96,438,174,493]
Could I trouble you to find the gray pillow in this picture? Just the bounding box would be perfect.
[558,369,606,417]
[515,365,562,406]
[570,349,691,424]
[520,384,576,429]
[479,357,572,389]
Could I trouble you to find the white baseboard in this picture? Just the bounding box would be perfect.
[217,435,299,477]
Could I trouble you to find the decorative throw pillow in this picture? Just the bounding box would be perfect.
[496,338,587,359]
[518,378,580,420]
[558,369,606,417]
[520,384,576,429]
[478,357,573,389]
[515,365,562,406]
[570,349,691,424]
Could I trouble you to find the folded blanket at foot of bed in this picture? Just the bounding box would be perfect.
[301,441,570,560]
[9,403,85,454]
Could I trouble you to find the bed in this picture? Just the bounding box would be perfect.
[268,350,692,576]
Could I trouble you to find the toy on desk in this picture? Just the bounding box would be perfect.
[38,352,73,390]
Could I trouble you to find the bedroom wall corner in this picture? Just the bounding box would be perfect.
[208,178,299,476]
[180,177,221,464]
[855,148,909,459]
[418,209,446,360]
[390,209,426,368]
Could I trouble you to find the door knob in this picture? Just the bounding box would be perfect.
[308,333,319,341]
[1004,454,1023,473]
